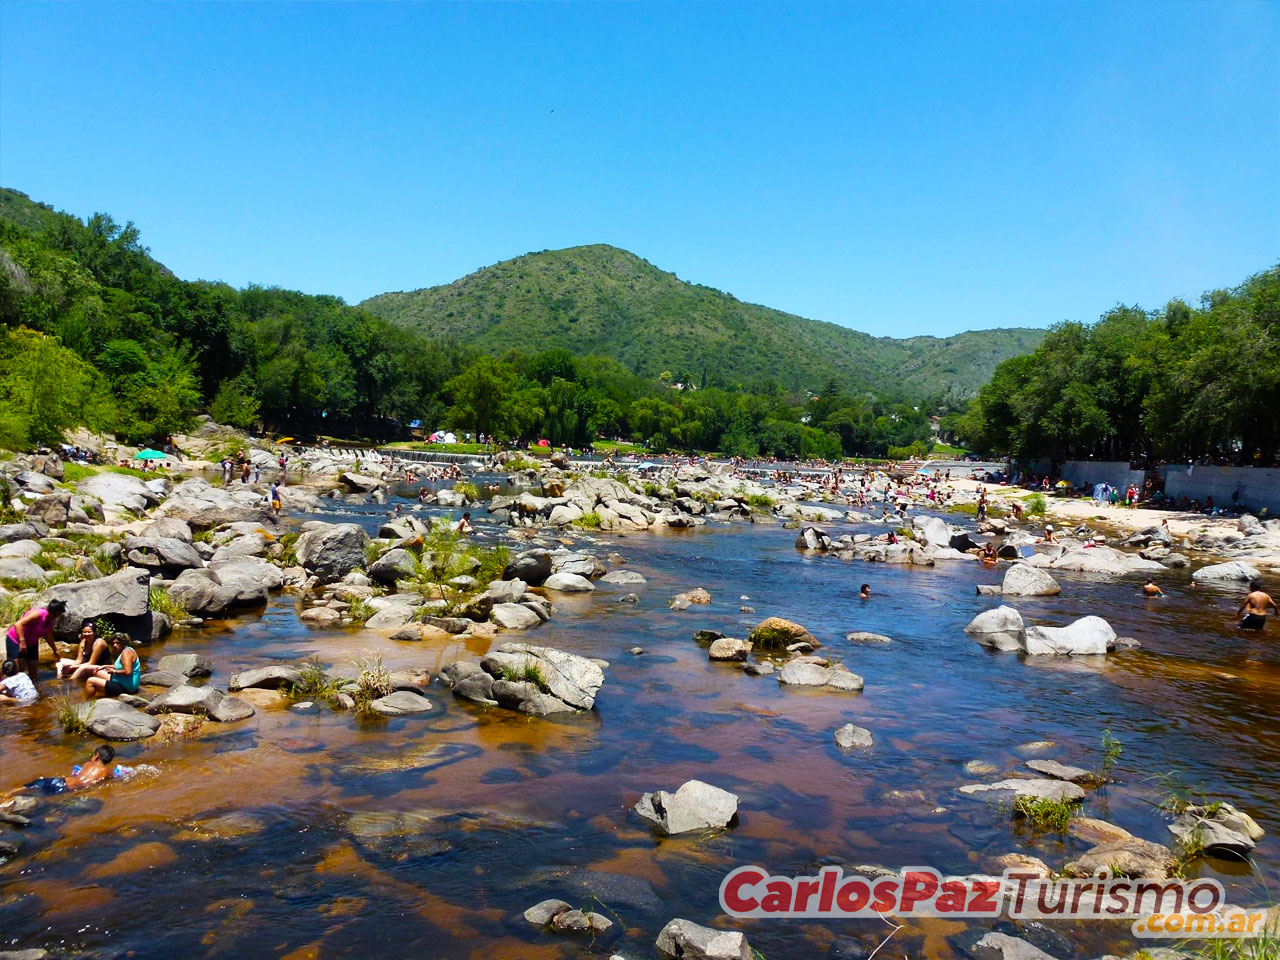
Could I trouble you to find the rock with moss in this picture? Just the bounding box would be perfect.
[748,617,817,651]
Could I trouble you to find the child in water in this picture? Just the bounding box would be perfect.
[21,746,152,795]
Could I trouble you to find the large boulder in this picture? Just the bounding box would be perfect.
[210,555,284,591]
[1192,560,1261,584]
[210,533,269,561]
[1001,564,1061,597]
[0,557,49,582]
[502,549,553,586]
[491,603,542,630]
[122,536,204,575]
[964,605,1026,651]
[76,473,160,512]
[338,472,385,492]
[1064,838,1176,879]
[1023,615,1115,656]
[656,919,752,960]
[141,518,194,542]
[0,522,42,544]
[75,699,160,741]
[43,566,152,640]
[1169,803,1264,854]
[480,642,605,710]
[24,492,73,527]
[295,523,369,584]
[542,572,594,593]
[747,617,817,651]
[146,685,255,722]
[229,665,304,690]
[635,779,740,835]
[367,548,418,586]
[913,515,952,548]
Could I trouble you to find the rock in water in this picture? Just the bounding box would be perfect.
[542,572,595,593]
[75,700,160,741]
[958,778,1086,803]
[834,723,874,749]
[1064,838,1176,879]
[748,617,817,651]
[971,931,1061,960]
[635,779,740,835]
[229,665,304,690]
[369,691,433,716]
[502,549,553,586]
[1023,615,1115,656]
[1191,560,1261,583]
[294,522,369,584]
[707,638,752,661]
[656,918,752,960]
[1001,564,1061,597]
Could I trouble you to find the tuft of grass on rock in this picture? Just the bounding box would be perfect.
[149,586,189,620]
[53,696,89,735]
[1012,795,1079,833]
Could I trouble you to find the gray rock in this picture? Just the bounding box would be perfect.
[295,522,369,584]
[655,918,752,960]
[482,643,605,710]
[600,570,646,584]
[972,931,1061,960]
[1002,564,1061,597]
[228,665,304,690]
[1026,759,1093,783]
[743,661,775,676]
[369,691,433,716]
[1192,560,1261,583]
[964,605,1026,651]
[43,566,151,639]
[542,572,595,593]
[958,778,1086,803]
[1064,838,1175,879]
[157,654,212,678]
[0,522,41,544]
[491,602,542,630]
[485,578,527,603]
[834,723,874,749]
[140,670,186,689]
[75,699,160,741]
[146,685,255,722]
[141,518,194,542]
[0,558,48,582]
[210,533,269,561]
[845,631,892,644]
[1169,803,1264,854]
[77,473,160,511]
[1023,615,1115,656]
[708,637,752,661]
[503,549,553,586]
[523,898,572,926]
[368,548,418,586]
[636,779,740,834]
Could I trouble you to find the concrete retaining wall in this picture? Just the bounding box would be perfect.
[1164,466,1280,514]
[1061,461,1147,491]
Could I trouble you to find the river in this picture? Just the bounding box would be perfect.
[2,489,1277,959]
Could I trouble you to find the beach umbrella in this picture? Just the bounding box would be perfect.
[133,449,166,460]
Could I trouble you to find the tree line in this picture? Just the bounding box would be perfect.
[0,199,938,459]
[959,266,1280,466]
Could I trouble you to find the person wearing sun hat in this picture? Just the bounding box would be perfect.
[1040,524,1056,544]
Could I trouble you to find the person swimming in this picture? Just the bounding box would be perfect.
[24,745,123,795]
[1142,580,1164,598]
[859,583,871,600]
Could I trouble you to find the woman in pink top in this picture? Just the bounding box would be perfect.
[5,599,66,682]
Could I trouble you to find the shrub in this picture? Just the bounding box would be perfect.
[282,658,345,708]
[746,494,774,510]
[53,695,89,735]
[1012,795,1079,832]
[1026,493,1047,516]
[643,482,661,498]
[352,653,394,715]
[149,586,189,620]
[346,599,375,625]
[454,481,480,502]
[573,511,603,529]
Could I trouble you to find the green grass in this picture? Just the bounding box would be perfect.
[1183,927,1277,959]
[53,695,89,735]
[592,440,647,454]
[62,462,97,483]
[573,511,603,529]
[454,481,480,501]
[149,586,189,620]
[0,593,31,625]
[346,598,375,625]
[282,659,346,708]
[1096,727,1123,783]
[500,662,550,693]
[390,441,490,454]
[1012,795,1080,832]
[747,494,775,511]
[502,457,542,471]
[930,442,967,458]
[352,653,394,715]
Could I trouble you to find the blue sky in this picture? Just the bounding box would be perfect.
[2,2,1276,338]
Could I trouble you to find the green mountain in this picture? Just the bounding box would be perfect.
[361,244,1044,400]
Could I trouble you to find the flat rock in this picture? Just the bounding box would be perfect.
[228,665,304,691]
[1064,838,1175,879]
[1026,759,1093,783]
[1002,563,1062,597]
[600,570,646,584]
[369,691,433,716]
[75,699,160,741]
[958,778,1086,803]
[523,898,572,926]
[845,631,892,644]
[157,654,212,678]
[146,685,255,722]
[1191,560,1261,583]
[542,572,594,593]
[972,931,1060,960]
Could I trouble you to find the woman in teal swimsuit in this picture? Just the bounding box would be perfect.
[85,633,141,699]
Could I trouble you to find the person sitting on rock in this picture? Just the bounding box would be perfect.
[980,542,999,564]
[0,659,38,704]
[1040,524,1057,543]
[58,621,111,681]
[84,633,142,699]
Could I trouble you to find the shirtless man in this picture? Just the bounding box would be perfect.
[1142,580,1164,598]
[1237,580,1278,631]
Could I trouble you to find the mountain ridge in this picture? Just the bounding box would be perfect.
[360,243,1044,399]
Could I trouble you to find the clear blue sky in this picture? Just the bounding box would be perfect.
[2,2,1277,338]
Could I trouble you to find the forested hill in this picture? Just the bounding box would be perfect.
[360,244,1044,400]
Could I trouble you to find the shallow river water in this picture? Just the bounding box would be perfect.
[3,496,1278,959]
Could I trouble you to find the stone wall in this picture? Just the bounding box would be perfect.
[1164,465,1280,514]
[1061,461,1147,491]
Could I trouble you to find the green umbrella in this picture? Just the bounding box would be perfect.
[133,449,166,460]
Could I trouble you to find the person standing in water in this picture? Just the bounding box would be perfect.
[1142,580,1164,598]
[1237,581,1278,631]
[6,599,66,682]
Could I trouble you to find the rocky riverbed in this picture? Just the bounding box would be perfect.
[2,451,1278,960]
